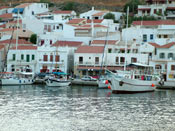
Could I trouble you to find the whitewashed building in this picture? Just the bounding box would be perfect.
[7,45,38,73]
[122,20,175,45]
[137,0,175,19]
[12,3,49,19]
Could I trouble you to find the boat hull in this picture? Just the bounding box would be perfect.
[46,79,71,87]
[0,78,34,85]
[98,80,108,89]
[111,77,157,94]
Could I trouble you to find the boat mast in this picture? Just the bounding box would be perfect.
[124,7,129,71]
[15,9,19,73]
[100,23,109,73]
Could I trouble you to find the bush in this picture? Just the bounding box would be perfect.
[104,13,115,20]
[30,34,37,44]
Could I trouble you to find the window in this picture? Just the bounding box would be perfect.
[108,48,112,53]
[171,65,175,71]
[32,55,35,60]
[26,54,30,62]
[168,53,173,59]
[50,55,53,61]
[159,53,165,59]
[131,57,137,63]
[55,55,60,62]
[120,57,125,63]
[44,25,47,30]
[164,35,168,38]
[12,54,16,61]
[154,9,157,14]
[43,55,48,61]
[150,34,153,40]
[79,57,83,64]
[21,54,24,60]
[41,40,44,46]
[116,57,119,64]
[155,64,162,69]
[143,34,147,42]
[95,57,99,64]
[50,40,52,45]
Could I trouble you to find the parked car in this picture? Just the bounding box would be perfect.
[81,76,97,81]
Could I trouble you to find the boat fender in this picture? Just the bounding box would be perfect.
[119,81,124,86]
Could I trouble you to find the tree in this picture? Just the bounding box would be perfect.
[30,34,37,44]
[124,0,144,14]
[103,13,115,20]
[63,2,75,10]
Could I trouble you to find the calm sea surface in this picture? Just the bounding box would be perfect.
[0,85,175,131]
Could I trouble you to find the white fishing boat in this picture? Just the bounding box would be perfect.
[0,72,35,85]
[108,63,161,94]
[46,72,71,87]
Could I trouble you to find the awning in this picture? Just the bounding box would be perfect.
[53,72,67,75]
[12,8,24,13]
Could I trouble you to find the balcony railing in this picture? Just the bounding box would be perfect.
[75,62,126,66]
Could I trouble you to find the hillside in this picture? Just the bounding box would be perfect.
[0,0,128,12]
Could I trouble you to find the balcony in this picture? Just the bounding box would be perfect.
[75,62,126,67]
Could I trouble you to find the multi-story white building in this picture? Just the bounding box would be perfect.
[80,7,123,21]
[122,20,175,45]
[7,45,38,73]
[74,44,149,78]
[137,0,175,19]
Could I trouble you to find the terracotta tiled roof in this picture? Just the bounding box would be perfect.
[160,42,175,48]
[149,42,161,48]
[86,19,104,23]
[138,8,151,10]
[11,45,37,50]
[149,42,175,48]
[75,24,107,30]
[0,28,15,32]
[52,41,83,47]
[8,19,22,24]
[15,3,32,8]
[67,18,86,24]
[0,45,5,50]
[0,6,9,10]
[0,13,13,19]
[0,24,6,28]
[0,39,32,45]
[92,12,106,17]
[52,10,72,14]
[132,20,175,26]
[75,46,104,53]
[91,40,117,45]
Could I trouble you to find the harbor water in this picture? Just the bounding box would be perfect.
[0,85,175,131]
